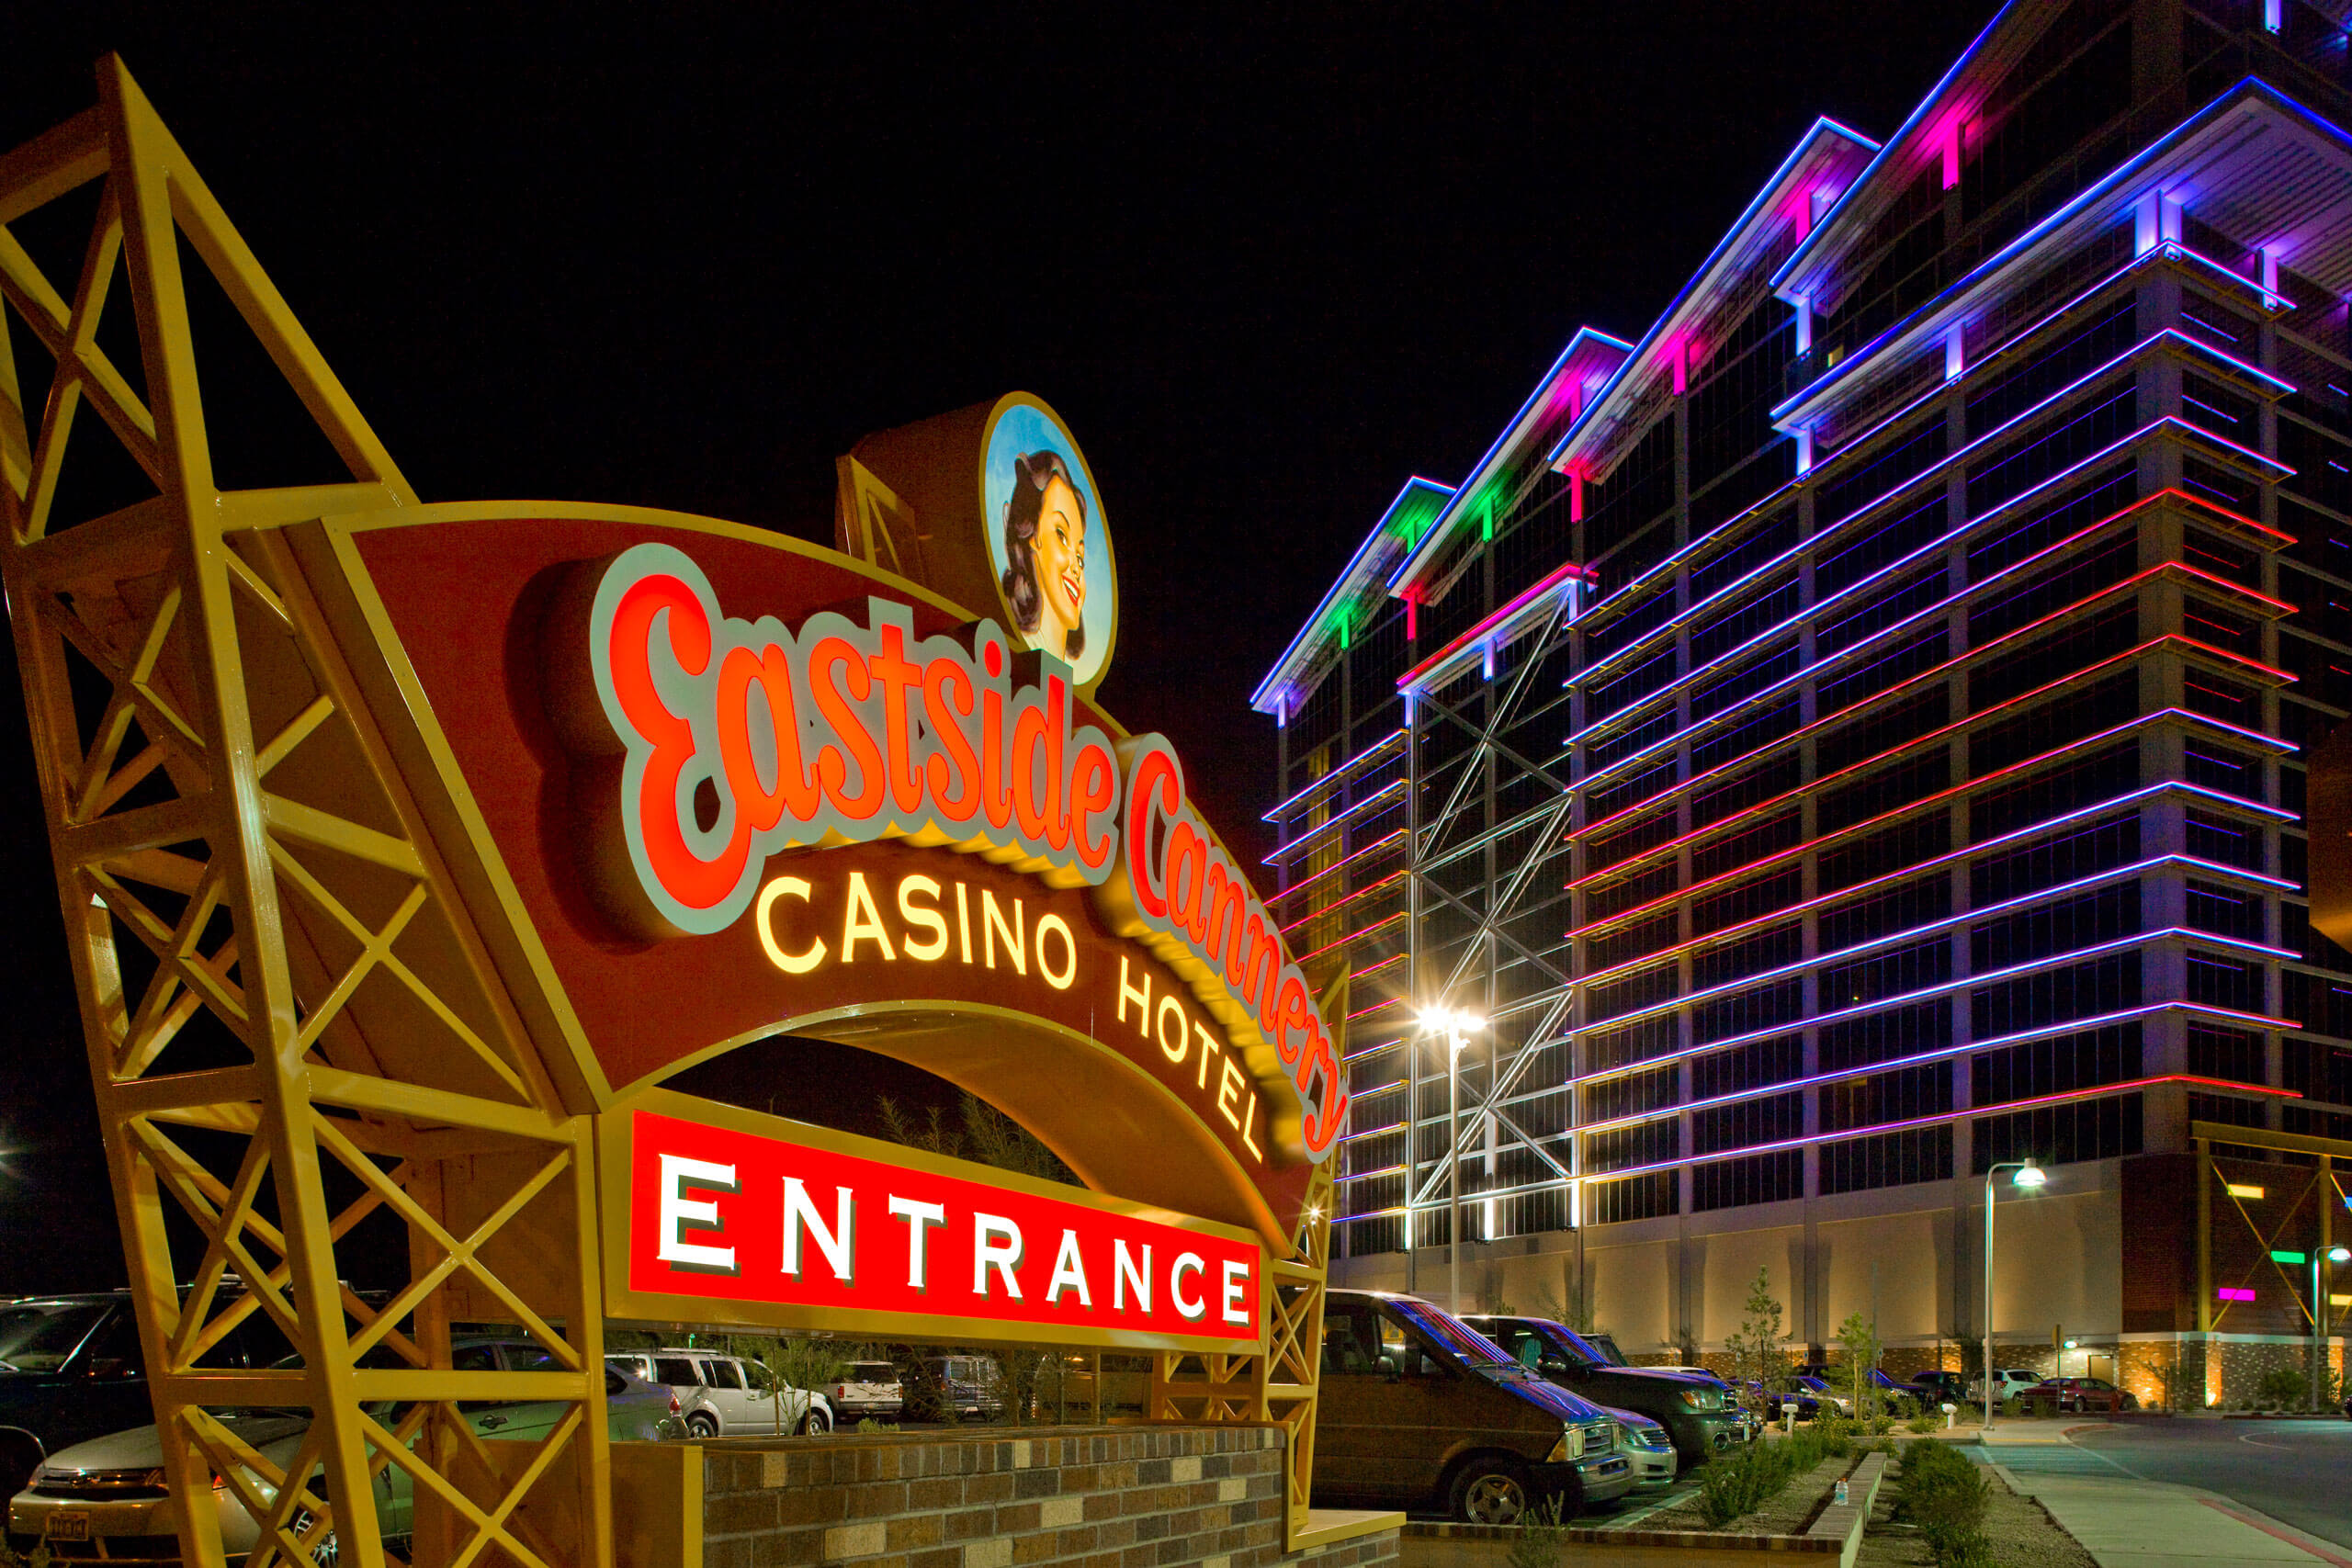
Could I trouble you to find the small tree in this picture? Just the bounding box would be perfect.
[1837,1311,1881,1419]
[753,1337,849,1434]
[1722,1268,1788,1392]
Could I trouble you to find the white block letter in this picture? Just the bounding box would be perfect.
[1046,1228,1092,1308]
[974,1213,1025,1299]
[782,1178,854,1282]
[889,1196,946,1289]
[1170,1252,1206,1321]
[1114,1240,1152,1314]
[656,1154,738,1274]
[1221,1258,1251,1326]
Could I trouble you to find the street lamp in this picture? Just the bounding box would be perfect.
[2315,1247,2350,1410]
[1420,1007,1485,1314]
[1984,1159,2046,1430]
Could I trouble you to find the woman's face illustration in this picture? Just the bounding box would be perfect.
[1032,474,1088,638]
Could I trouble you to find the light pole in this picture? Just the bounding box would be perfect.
[1984,1159,2046,1430]
[2314,1247,2349,1410]
[1420,1007,1485,1314]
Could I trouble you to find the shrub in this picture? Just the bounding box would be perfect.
[1506,1494,1571,1568]
[1697,1440,1799,1527]
[1999,1395,2024,1418]
[1811,1413,1855,1459]
[1894,1438,1994,1565]
[1906,1413,1941,1434]
[2257,1365,2307,1411]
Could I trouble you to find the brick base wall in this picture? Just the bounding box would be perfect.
[701,1426,1400,1568]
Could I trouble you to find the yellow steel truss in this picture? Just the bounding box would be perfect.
[0,60,609,1568]
[1,55,1345,1566]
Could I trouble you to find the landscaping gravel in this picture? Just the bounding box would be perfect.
[1856,1463,2096,1567]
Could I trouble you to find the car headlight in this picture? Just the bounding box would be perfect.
[1546,1426,1586,1461]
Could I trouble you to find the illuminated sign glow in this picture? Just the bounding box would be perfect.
[560,542,1348,1160]
[623,1106,1261,1348]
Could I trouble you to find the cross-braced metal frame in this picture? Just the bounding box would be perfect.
[1,61,610,1568]
[1399,588,1581,1291]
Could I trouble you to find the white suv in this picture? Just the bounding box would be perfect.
[605,1349,833,1436]
[1970,1368,2041,1404]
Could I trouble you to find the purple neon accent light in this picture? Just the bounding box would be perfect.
[1262,728,1407,822]
[1265,777,1405,866]
[1777,76,2336,413]
[2218,1287,2257,1303]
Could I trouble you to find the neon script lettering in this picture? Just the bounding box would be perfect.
[560,543,1348,1160]
[573,543,1121,936]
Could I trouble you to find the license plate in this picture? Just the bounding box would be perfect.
[46,1512,90,1542]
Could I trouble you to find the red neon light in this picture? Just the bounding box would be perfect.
[628,1110,1259,1344]
[1397,558,1594,692]
[1297,909,1408,967]
[1280,870,1409,937]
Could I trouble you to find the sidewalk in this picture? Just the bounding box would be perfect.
[1984,1436,2352,1567]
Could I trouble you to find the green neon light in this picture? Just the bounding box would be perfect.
[2272,1249,2308,1265]
[1481,496,1495,542]
[1339,608,1351,652]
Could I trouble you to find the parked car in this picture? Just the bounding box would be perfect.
[1796,1362,1917,1413]
[1970,1369,2042,1405]
[1906,1371,1969,1406]
[1601,1406,1678,1486]
[830,1360,904,1422]
[2018,1376,2137,1415]
[7,1339,672,1562]
[1316,1291,1634,1523]
[906,1355,1005,1423]
[0,1287,356,1501]
[1461,1314,1754,1466]
[1770,1375,1851,1419]
[604,1349,832,1436]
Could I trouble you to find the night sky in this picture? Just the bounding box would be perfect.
[0,5,1988,1292]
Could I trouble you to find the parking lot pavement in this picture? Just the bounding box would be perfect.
[1979,1419,2352,1564]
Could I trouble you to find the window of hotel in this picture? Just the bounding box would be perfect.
[1820,1063,1953,1133]
[1693,810,1804,884]
[1692,922,1802,991]
[1691,754,1802,829]
[1972,814,2137,902]
[1820,937,1952,1010]
[1818,627,1950,716]
[1691,1032,1805,1100]
[2184,951,2264,1013]
[1973,1022,2143,1107]
[1965,466,2136,581]
[1972,1093,2143,1172]
[1818,690,1948,778]
[1969,742,2139,843]
[1815,492,1948,600]
[1818,874,1952,954]
[1964,381,2135,517]
[1692,1150,1804,1212]
[1820,811,1951,894]
[2184,809,2264,873]
[2189,1023,2266,1087]
[1584,1014,1679,1072]
[1820,748,1949,835]
[1819,1126,1954,1195]
[1971,951,2141,1037]
[1691,1090,1803,1156]
[1693,978,1804,1045]
[1970,882,2139,971]
[1969,673,2135,778]
[1821,999,1951,1072]
[1691,864,1804,937]
[2185,881,2264,942]
[1585,1171,1678,1224]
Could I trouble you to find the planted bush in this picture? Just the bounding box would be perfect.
[1894,1438,1994,1565]
[1505,1495,1570,1568]
[2257,1365,2307,1411]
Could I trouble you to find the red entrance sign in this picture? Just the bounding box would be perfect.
[617,1104,1262,1350]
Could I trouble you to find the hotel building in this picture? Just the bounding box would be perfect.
[1256,0,2352,1397]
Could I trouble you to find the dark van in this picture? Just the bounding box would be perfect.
[1314,1291,1634,1523]
[1462,1314,1754,1466]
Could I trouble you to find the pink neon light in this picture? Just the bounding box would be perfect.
[1572,1075,2298,1187]
[1264,729,1407,822]
[1275,829,1408,903]
[1280,869,1408,936]
[1296,908,1407,966]
[1399,557,1594,692]
[2217,1288,2257,1303]
[1265,778,1406,866]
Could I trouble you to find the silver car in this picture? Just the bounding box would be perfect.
[7,1341,673,1565]
[1601,1404,1679,1486]
[603,1349,832,1437]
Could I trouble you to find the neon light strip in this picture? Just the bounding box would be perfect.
[1263,728,1407,822]
[2165,241,2292,311]
[1252,477,1454,712]
[1575,1008,2294,1138]
[1383,328,1634,595]
[1573,698,2290,904]
[1570,687,2292,947]
[1295,909,1407,966]
[1575,399,2293,736]
[1264,778,1406,865]
[1567,544,2288,773]
[1575,851,2292,1019]
[1280,869,1408,936]
[1566,782,2287,1041]
[1449,118,1879,579]
[1574,1075,2300,1188]
[1577,925,2252,1069]
[1272,829,1408,904]
[1774,75,2322,398]
[1398,558,1588,693]
[1548,998,2295,1118]
[1572,454,2294,806]
[1575,493,2266,840]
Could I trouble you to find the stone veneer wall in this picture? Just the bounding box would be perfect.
[701,1426,1399,1568]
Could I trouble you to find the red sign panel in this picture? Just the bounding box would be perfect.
[622,1108,1261,1348]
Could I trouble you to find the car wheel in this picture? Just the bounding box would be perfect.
[797,1407,831,1436]
[1450,1457,1535,1525]
[687,1412,719,1438]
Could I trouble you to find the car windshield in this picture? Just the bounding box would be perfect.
[1383,1298,1521,1373]
[0,1303,109,1371]
[1537,1323,1614,1366]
